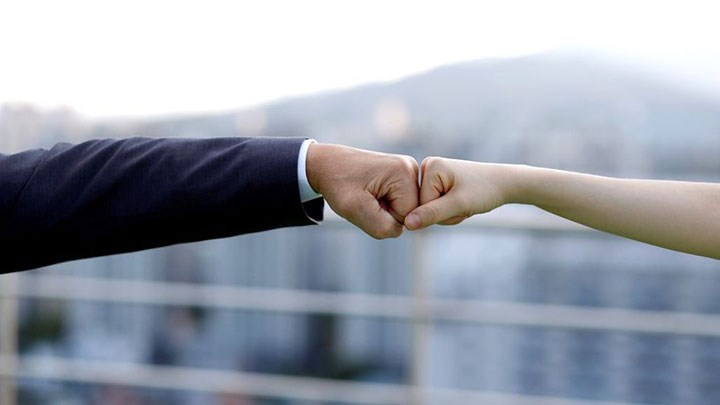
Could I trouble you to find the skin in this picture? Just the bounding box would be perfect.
[405,157,720,259]
[305,143,419,239]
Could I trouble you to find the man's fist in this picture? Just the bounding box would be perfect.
[306,143,419,239]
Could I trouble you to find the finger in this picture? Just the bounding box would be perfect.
[405,158,454,230]
[418,157,448,205]
[347,191,404,239]
[387,167,420,219]
[379,198,405,224]
[419,174,442,206]
[405,194,462,230]
[375,156,418,222]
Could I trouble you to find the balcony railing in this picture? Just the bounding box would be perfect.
[0,209,714,405]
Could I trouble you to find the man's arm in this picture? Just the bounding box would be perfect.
[1,137,419,273]
[0,137,321,272]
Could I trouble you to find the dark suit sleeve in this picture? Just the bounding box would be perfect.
[0,137,324,273]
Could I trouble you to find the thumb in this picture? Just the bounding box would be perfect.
[405,194,462,230]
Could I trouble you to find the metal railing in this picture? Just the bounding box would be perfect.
[0,355,645,405]
[0,210,703,405]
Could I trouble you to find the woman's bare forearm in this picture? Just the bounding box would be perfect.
[514,167,720,259]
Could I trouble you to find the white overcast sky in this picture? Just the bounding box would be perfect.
[1,0,719,118]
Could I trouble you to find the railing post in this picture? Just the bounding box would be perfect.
[410,231,430,405]
[0,273,19,405]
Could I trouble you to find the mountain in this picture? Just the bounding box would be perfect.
[4,52,720,178]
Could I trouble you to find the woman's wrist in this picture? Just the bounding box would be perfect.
[493,163,536,206]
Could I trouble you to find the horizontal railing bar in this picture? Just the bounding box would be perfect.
[0,355,643,405]
[6,275,720,337]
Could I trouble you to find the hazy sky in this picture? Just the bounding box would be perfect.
[1,0,718,118]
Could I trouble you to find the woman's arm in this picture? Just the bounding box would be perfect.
[405,157,720,259]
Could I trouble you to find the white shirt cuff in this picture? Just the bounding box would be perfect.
[297,139,322,203]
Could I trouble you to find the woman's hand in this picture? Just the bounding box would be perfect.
[405,157,522,230]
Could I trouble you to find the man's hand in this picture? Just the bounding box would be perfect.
[306,143,419,239]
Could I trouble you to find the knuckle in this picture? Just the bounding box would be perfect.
[386,224,403,239]
[387,222,403,238]
[372,221,402,239]
[423,156,439,168]
[403,155,419,171]
[393,155,418,174]
[434,157,449,171]
[368,227,386,240]
[422,156,444,175]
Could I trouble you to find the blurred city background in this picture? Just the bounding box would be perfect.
[1,1,719,404]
